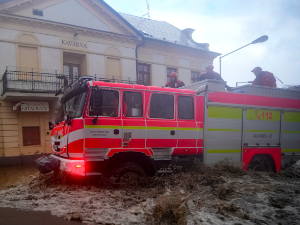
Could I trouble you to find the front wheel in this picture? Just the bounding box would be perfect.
[110,162,147,186]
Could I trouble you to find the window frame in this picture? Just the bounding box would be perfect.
[123,91,144,118]
[191,71,201,83]
[148,93,175,120]
[87,88,120,118]
[33,9,43,16]
[177,95,195,120]
[22,126,41,146]
[167,67,177,83]
[138,63,151,86]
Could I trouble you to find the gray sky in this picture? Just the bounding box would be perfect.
[105,0,300,88]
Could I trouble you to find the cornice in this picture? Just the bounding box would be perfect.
[0,0,51,13]
[142,38,220,59]
[0,0,138,37]
[0,13,139,45]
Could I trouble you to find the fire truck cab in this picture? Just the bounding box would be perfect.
[50,76,300,179]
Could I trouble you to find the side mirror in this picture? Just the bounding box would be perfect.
[66,114,72,126]
[48,122,54,130]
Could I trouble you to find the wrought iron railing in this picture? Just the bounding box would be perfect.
[2,69,137,95]
[93,74,136,84]
[2,70,71,94]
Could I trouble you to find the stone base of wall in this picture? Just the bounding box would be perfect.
[0,154,51,166]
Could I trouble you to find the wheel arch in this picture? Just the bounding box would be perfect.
[105,152,156,176]
[249,153,276,173]
[243,147,281,173]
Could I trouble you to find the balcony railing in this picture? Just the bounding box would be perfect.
[93,74,136,84]
[2,70,70,94]
[2,69,137,95]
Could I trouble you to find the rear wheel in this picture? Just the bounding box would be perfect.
[110,162,147,186]
[248,155,274,172]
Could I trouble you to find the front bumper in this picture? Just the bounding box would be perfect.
[50,154,85,176]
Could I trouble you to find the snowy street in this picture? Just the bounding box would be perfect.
[1,162,300,225]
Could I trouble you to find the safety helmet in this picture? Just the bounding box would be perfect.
[251,67,262,73]
[170,72,177,78]
[206,64,214,70]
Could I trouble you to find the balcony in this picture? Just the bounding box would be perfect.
[2,69,67,94]
[1,68,136,101]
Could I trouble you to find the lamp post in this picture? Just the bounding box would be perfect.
[219,35,268,77]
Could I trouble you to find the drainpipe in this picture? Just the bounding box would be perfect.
[135,37,145,84]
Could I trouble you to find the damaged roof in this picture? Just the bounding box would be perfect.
[120,13,209,51]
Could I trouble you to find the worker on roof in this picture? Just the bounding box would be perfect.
[251,67,277,87]
[199,64,232,91]
[165,72,185,88]
[199,64,223,81]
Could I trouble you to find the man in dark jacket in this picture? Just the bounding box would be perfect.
[199,64,232,91]
[165,72,185,88]
[199,64,223,81]
[251,67,277,87]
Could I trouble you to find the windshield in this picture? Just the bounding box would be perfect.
[56,91,87,123]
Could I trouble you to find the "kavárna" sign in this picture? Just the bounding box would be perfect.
[61,39,87,48]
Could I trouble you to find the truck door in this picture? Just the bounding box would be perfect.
[146,93,177,152]
[243,109,281,147]
[85,88,122,152]
[174,95,197,155]
[52,90,87,158]
[204,106,243,164]
[122,90,146,148]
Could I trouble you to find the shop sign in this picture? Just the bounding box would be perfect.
[13,102,49,112]
[61,38,88,49]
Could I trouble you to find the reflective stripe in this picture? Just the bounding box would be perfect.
[282,149,300,153]
[208,106,242,119]
[208,128,242,132]
[246,129,279,133]
[123,126,146,130]
[177,127,197,131]
[85,125,121,129]
[207,150,241,153]
[147,127,176,130]
[85,125,201,131]
[283,131,300,134]
[284,112,300,123]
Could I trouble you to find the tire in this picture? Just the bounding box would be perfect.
[248,155,273,172]
[110,162,147,186]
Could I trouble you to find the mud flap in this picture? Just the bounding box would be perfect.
[35,155,60,174]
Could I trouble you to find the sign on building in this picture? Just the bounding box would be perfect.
[13,102,49,112]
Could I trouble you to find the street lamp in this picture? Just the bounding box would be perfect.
[219,35,268,76]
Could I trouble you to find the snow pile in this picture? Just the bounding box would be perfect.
[1,161,300,225]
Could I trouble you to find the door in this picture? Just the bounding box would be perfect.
[18,46,40,82]
[146,93,177,149]
[175,95,197,155]
[107,57,121,81]
[64,63,80,82]
[205,106,243,164]
[243,108,281,147]
[19,46,39,73]
[85,88,122,156]
[122,90,146,148]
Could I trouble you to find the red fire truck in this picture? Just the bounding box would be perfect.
[49,76,300,180]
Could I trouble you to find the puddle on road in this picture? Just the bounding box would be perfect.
[0,164,37,190]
